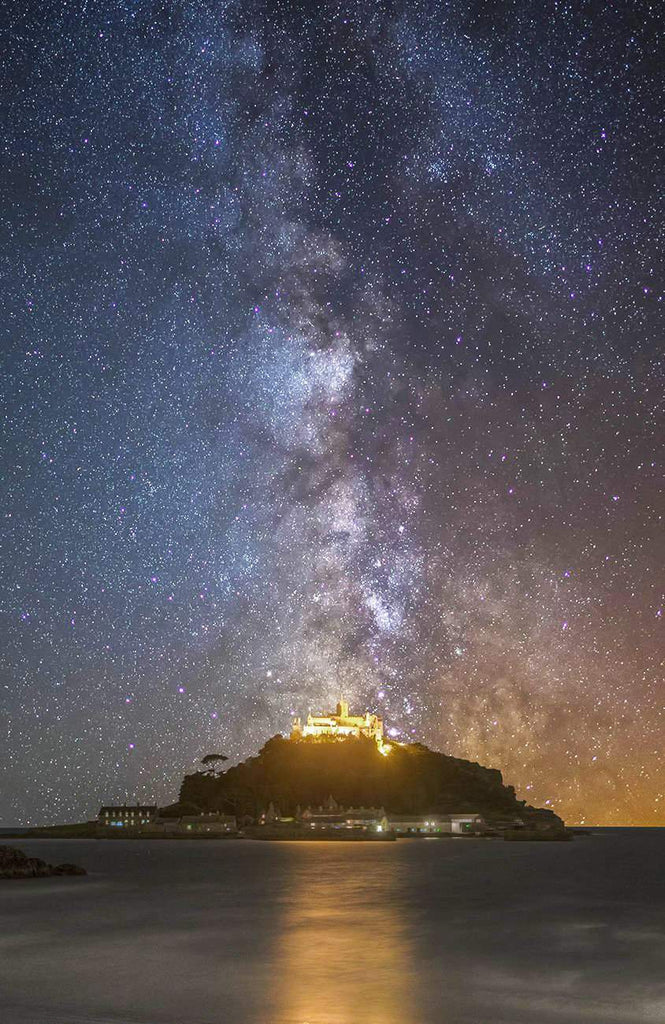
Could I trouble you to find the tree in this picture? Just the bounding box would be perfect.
[201,753,229,776]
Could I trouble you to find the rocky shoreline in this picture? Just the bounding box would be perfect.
[0,844,86,879]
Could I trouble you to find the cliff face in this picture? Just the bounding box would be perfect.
[180,735,565,829]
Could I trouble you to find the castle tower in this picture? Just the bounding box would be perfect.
[336,698,349,719]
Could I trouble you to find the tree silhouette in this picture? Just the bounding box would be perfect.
[201,753,228,776]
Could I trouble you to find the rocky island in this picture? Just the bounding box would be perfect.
[179,730,566,836]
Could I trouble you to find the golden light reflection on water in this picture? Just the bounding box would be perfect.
[270,844,420,1024]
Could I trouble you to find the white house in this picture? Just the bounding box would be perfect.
[388,813,485,835]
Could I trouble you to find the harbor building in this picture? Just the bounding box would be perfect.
[388,813,485,835]
[301,805,389,833]
[98,804,157,827]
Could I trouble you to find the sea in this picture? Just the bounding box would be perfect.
[1,829,664,1024]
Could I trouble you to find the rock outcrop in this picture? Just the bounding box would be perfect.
[0,845,86,879]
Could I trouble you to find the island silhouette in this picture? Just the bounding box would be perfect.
[177,733,566,835]
[6,722,567,841]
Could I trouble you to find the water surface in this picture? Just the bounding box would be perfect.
[2,830,665,1023]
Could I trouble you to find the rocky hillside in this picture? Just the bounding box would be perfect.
[179,735,565,830]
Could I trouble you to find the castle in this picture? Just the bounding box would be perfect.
[291,699,390,754]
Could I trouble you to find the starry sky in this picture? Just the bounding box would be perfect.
[1,0,663,826]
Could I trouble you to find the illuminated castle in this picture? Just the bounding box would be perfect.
[291,699,390,754]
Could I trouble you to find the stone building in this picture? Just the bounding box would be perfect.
[301,805,389,832]
[178,814,237,834]
[97,804,157,827]
[291,699,390,753]
[387,813,485,835]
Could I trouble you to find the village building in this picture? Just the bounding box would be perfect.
[98,804,157,827]
[301,812,347,830]
[97,805,236,834]
[178,814,237,834]
[345,807,390,832]
[296,798,483,836]
[387,813,485,835]
[259,803,296,825]
[301,805,389,832]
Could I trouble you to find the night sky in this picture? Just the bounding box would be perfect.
[1,1,662,826]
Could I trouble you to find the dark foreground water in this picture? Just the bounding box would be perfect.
[2,830,665,1024]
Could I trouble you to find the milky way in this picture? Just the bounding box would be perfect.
[1,1,663,825]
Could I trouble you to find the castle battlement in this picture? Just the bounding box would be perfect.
[291,700,390,754]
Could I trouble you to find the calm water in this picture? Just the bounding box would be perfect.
[2,831,665,1024]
